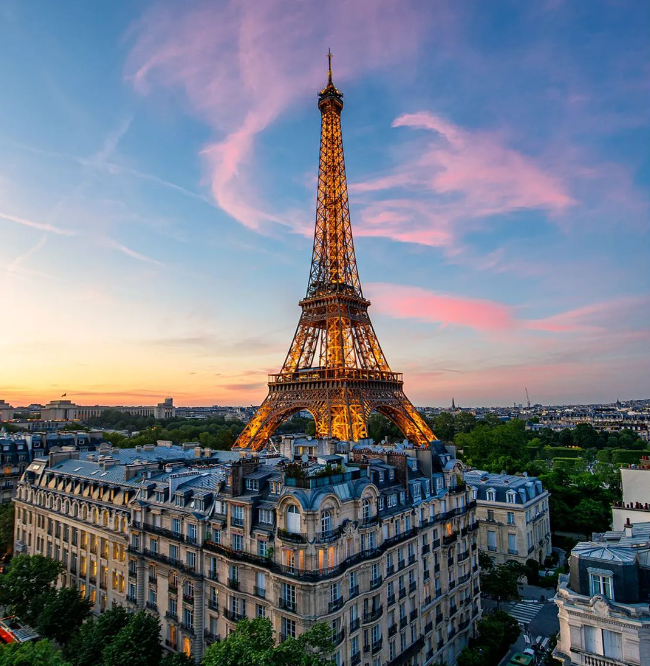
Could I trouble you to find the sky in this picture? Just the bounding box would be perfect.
[0,0,648,408]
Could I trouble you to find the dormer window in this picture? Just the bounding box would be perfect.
[399,491,406,504]
[389,470,395,481]
[388,494,397,508]
[378,472,384,483]
[195,499,204,511]
[589,571,613,600]
[424,480,430,496]
[412,485,421,498]
[378,497,385,511]
[174,494,184,508]
[506,491,517,504]
[362,498,371,522]
[486,488,496,502]
[245,479,259,492]
[155,491,165,503]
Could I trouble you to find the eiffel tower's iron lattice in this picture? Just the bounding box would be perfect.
[234,54,436,451]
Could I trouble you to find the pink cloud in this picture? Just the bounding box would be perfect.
[126,0,435,232]
[366,282,515,331]
[351,111,574,250]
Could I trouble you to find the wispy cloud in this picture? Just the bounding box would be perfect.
[0,210,75,236]
[100,237,165,266]
[126,0,439,232]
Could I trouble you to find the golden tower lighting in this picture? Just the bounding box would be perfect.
[234,53,436,451]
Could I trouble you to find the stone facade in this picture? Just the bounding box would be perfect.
[14,439,482,665]
[612,459,650,531]
[554,524,650,666]
[464,470,551,566]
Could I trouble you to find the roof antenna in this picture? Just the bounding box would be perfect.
[327,48,333,85]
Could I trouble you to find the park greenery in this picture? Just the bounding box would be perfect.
[0,503,15,554]
[0,555,335,666]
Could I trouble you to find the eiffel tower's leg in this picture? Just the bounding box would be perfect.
[375,396,436,447]
[234,393,307,451]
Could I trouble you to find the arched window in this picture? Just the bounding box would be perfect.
[506,490,517,504]
[286,504,301,533]
[362,498,371,523]
[486,488,496,502]
[321,510,332,536]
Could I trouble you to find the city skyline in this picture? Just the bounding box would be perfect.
[1,1,649,408]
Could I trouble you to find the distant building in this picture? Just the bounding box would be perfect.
[0,400,14,422]
[41,398,176,422]
[464,470,552,565]
[554,523,650,666]
[612,458,650,530]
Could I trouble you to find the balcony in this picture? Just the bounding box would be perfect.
[459,619,470,630]
[276,529,306,544]
[231,517,244,528]
[400,616,408,629]
[363,607,383,624]
[434,563,441,574]
[443,533,458,546]
[422,543,430,555]
[204,540,270,569]
[449,579,456,590]
[576,652,633,666]
[351,653,361,666]
[349,584,359,599]
[408,553,416,565]
[449,604,458,616]
[204,629,219,645]
[436,613,444,624]
[183,593,194,604]
[386,564,395,576]
[410,609,418,621]
[146,601,157,611]
[432,539,441,549]
[372,639,383,654]
[387,637,425,666]
[223,608,245,623]
[181,622,194,635]
[333,628,345,646]
[227,578,240,590]
[425,621,433,634]
[387,594,396,606]
[424,570,430,581]
[207,570,219,582]
[315,527,341,544]
[165,611,178,622]
[208,599,219,611]
[397,559,406,569]
[458,550,469,562]
[254,586,266,598]
[328,597,343,613]
[370,576,383,589]
[389,624,398,637]
[349,617,360,633]
[399,587,407,599]
[459,573,471,585]
[280,597,297,613]
[449,482,466,494]
[409,581,416,593]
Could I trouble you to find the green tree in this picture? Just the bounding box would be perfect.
[0,640,70,666]
[573,497,611,537]
[456,648,485,666]
[64,606,131,666]
[0,555,63,624]
[454,412,477,434]
[36,587,92,646]
[478,550,494,571]
[432,413,455,441]
[202,617,334,666]
[477,611,521,659]
[101,611,162,666]
[480,564,520,609]
[0,503,15,554]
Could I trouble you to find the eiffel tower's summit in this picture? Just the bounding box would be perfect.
[234,55,436,451]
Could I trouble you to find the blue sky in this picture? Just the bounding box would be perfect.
[0,0,648,407]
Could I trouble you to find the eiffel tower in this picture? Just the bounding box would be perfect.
[234,53,435,451]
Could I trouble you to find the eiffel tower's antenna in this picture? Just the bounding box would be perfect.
[234,61,435,451]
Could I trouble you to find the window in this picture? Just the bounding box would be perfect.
[259,509,274,525]
[187,523,197,543]
[487,530,496,552]
[508,533,517,554]
[169,544,179,561]
[487,509,495,521]
[175,494,184,507]
[589,572,613,600]
[362,498,371,522]
[256,572,266,597]
[183,608,193,629]
[186,551,196,570]
[257,540,268,557]
[172,518,181,534]
[245,478,259,491]
[388,494,397,508]
[486,489,496,502]
[399,491,406,504]
[256,604,266,618]
[506,490,517,504]
[603,629,622,659]
[286,505,301,533]
[232,534,244,551]
[321,510,332,536]
[507,512,514,525]
[378,497,385,511]
[281,616,296,640]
